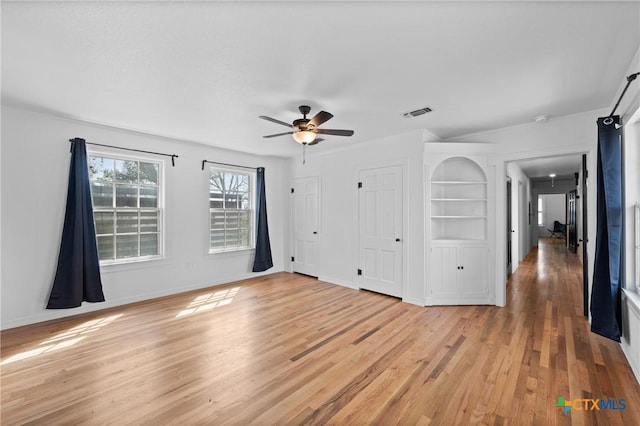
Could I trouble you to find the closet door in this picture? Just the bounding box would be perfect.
[292,176,319,277]
[358,165,403,298]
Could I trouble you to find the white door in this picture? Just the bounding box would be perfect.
[292,176,319,277]
[358,166,403,298]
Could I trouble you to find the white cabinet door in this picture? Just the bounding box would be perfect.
[429,245,489,304]
[358,166,403,298]
[292,176,319,277]
[459,246,488,299]
[430,246,459,298]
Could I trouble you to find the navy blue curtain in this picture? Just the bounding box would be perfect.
[590,116,622,341]
[47,138,105,309]
[252,167,273,272]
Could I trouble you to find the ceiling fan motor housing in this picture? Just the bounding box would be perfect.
[293,118,310,130]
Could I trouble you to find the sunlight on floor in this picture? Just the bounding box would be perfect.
[176,287,240,318]
[0,314,123,366]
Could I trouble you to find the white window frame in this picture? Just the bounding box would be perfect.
[208,165,255,254]
[88,150,164,265]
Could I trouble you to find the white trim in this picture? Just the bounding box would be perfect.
[319,275,357,290]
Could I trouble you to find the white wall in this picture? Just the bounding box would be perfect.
[506,162,531,272]
[288,129,426,305]
[1,106,287,329]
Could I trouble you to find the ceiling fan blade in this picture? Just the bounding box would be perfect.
[315,129,354,136]
[259,115,293,128]
[263,132,294,138]
[308,138,324,146]
[307,111,333,128]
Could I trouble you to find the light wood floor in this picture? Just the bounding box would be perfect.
[2,239,640,425]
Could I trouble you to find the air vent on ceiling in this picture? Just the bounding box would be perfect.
[402,107,432,118]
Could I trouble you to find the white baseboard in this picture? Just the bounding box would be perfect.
[402,296,425,306]
[318,275,357,290]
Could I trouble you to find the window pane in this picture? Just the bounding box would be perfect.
[94,212,115,235]
[116,211,139,234]
[91,183,114,208]
[210,210,225,229]
[140,211,158,233]
[210,230,225,249]
[140,186,158,208]
[116,234,139,259]
[97,235,114,260]
[140,233,158,256]
[226,228,240,247]
[115,160,138,183]
[89,157,114,181]
[116,184,138,207]
[240,192,250,210]
[226,211,239,229]
[139,162,158,185]
[210,195,223,209]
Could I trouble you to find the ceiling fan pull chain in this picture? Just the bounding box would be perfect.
[302,143,306,165]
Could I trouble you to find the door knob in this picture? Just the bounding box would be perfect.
[395,238,401,242]
[313,231,317,234]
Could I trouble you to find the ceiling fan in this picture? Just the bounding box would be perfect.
[259,105,354,145]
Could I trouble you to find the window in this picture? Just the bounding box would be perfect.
[89,154,162,263]
[537,196,544,226]
[209,167,254,252]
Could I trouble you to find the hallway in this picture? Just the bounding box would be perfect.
[507,237,640,424]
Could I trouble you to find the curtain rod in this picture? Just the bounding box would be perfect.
[201,160,259,171]
[608,72,639,118]
[69,138,179,166]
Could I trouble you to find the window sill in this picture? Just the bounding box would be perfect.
[208,247,255,257]
[622,288,640,317]
[99,256,165,273]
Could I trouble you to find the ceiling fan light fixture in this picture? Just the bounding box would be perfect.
[292,130,316,144]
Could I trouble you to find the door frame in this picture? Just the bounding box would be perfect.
[356,160,408,299]
[495,145,595,307]
[507,178,512,276]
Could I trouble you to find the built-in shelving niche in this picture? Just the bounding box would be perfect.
[430,157,487,241]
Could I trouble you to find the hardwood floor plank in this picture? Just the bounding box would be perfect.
[2,239,640,425]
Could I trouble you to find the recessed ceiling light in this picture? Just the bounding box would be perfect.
[549,173,556,178]
[534,115,550,123]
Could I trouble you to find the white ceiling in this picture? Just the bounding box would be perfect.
[513,154,583,180]
[2,1,639,158]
